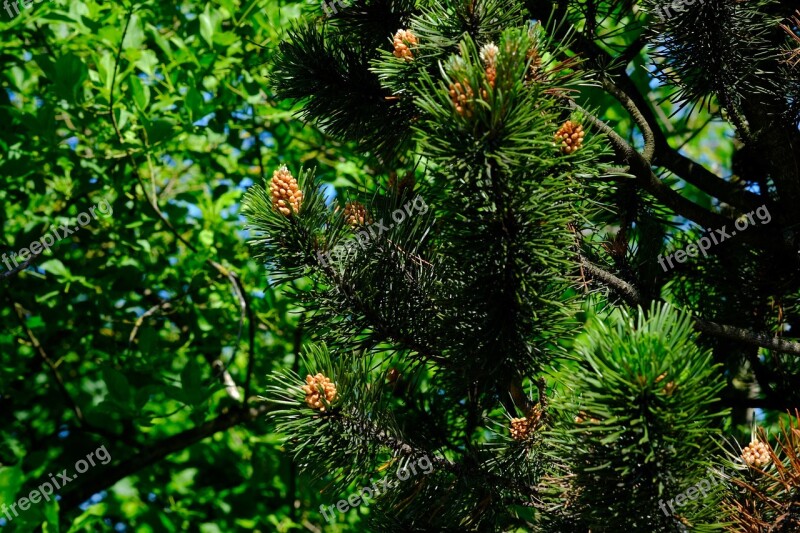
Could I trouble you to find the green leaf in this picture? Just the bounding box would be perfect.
[103,367,132,407]
[53,53,88,103]
[199,7,216,47]
[143,118,177,145]
[185,87,204,122]
[181,358,204,405]
[199,229,214,248]
[130,75,151,112]
[40,259,70,279]
[122,14,145,49]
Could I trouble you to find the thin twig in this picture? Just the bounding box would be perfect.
[12,301,84,423]
[107,11,250,402]
[0,252,41,281]
[10,299,139,447]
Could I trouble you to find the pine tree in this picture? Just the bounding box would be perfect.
[244,0,800,530]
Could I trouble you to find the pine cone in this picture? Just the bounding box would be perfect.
[480,43,499,89]
[343,201,371,227]
[509,417,531,441]
[301,373,338,411]
[575,410,600,424]
[270,166,303,216]
[448,79,474,118]
[741,440,771,467]
[510,405,544,440]
[525,46,544,84]
[393,29,418,61]
[388,171,415,195]
[555,120,585,154]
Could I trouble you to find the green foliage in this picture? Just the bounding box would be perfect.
[0,0,370,530]
[265,343,401,489]
[3,0,800,529]
[272,2,417,160]
[548,303,728,531]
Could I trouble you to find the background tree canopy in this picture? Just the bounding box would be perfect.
[2,0,800,531]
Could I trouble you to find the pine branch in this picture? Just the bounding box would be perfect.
[332,409,540,498]
[580,258,800,356]
[568,99,736,231]
[323,269,448,365]
[533,0,764,212]
[601,77,655,164]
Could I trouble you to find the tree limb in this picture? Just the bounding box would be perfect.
[59,403,273,512]
[580,258,800,356]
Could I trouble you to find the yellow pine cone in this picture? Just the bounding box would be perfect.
[555,120,585,154]
[448,79,474,118]
[510,405,544,441]
[741,440,771,467]
[393,29,418,61]
[480,43,499,89]
[343,201,371,227]
[270,166,303,216]
[509,417,531,441]
[301,373,338,411]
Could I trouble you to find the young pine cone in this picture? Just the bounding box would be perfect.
[741,440,771,467]
[393,29,418,61]
[448,79,474,118]
[270,166,303,216]
[301,373,338,411]
[509,417,531,441]
[575,410,600,424]
[525,46,544,84]
[343,201,371,227]
[388,171,416,196]
[555,120,585,154]
[480,43,499,89]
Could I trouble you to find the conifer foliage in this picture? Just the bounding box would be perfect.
[246,0,800,530]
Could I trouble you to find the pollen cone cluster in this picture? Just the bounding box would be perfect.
[343,201,371,227]
[510,417,531,441]
[449,79,474,118]
[393,29,417,61]
[574,410,600,424]
[301,373,338,411]
[510,405,544,441]
[555,120,585,154]
[741,440,771,467]
[270,166,303,216]
[480,43,499,89]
